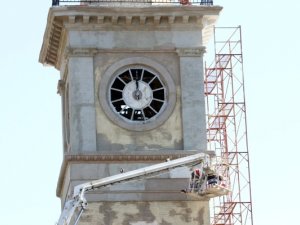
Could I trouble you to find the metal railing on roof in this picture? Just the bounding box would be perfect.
[52,0,213,6]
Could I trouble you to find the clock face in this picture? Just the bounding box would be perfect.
[109,67,166,122]
[99,57,176,131]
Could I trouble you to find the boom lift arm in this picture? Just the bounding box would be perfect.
[57,153,224,225]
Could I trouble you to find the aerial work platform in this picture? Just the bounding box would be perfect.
[57,153,229,225]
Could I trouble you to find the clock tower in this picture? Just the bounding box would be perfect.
[39,1,222,224]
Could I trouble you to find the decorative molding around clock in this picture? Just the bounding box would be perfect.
[99,57,176,131]
[176,47,206,57]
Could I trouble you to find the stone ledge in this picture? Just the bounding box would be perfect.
[65,150,198,161]
[65,47,177,57]
[64,47,207,58]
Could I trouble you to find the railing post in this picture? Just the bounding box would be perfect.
[200,0,213,5]
[52,0,59,6]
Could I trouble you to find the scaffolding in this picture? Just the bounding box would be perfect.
[204,26,253,225]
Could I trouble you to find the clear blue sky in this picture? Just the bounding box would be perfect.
[0,1,299,225]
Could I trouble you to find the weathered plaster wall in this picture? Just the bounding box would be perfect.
[79,201,210,225]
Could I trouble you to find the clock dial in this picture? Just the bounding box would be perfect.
[99,57,176,131]
[109,67,166,122]
[123,81,153,109]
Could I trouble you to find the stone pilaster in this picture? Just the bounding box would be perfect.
[69,56,97,152]
[177,47,207,151]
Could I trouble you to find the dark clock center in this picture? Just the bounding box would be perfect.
[133,90,142,100]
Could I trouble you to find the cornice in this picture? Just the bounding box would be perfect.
[39,5,222,69]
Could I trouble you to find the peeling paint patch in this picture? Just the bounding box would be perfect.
[81,201,209,225]
[168,202,193,222]
[122,202,155,225]
[131,222,159,225]
[161,219,172,225]
[193,208,205,225]
[99,202,118,225]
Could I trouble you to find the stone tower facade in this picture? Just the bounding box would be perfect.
[40,3,221,225]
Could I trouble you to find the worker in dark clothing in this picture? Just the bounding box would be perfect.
[207,174,219,185]
[207,174,224,185]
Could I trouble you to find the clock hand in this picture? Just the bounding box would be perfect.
[136,79,139,90]
[135,71,139,90]
[134,72,141,100]
[135,84,141,100]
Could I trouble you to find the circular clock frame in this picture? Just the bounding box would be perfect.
[99,57,176,131]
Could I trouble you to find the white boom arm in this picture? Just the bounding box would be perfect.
[57,153,209,225]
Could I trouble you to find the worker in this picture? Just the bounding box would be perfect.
[207,174,219,185]
[180,0,191,6]
[191,168,202,180]
[190,168,203,190]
